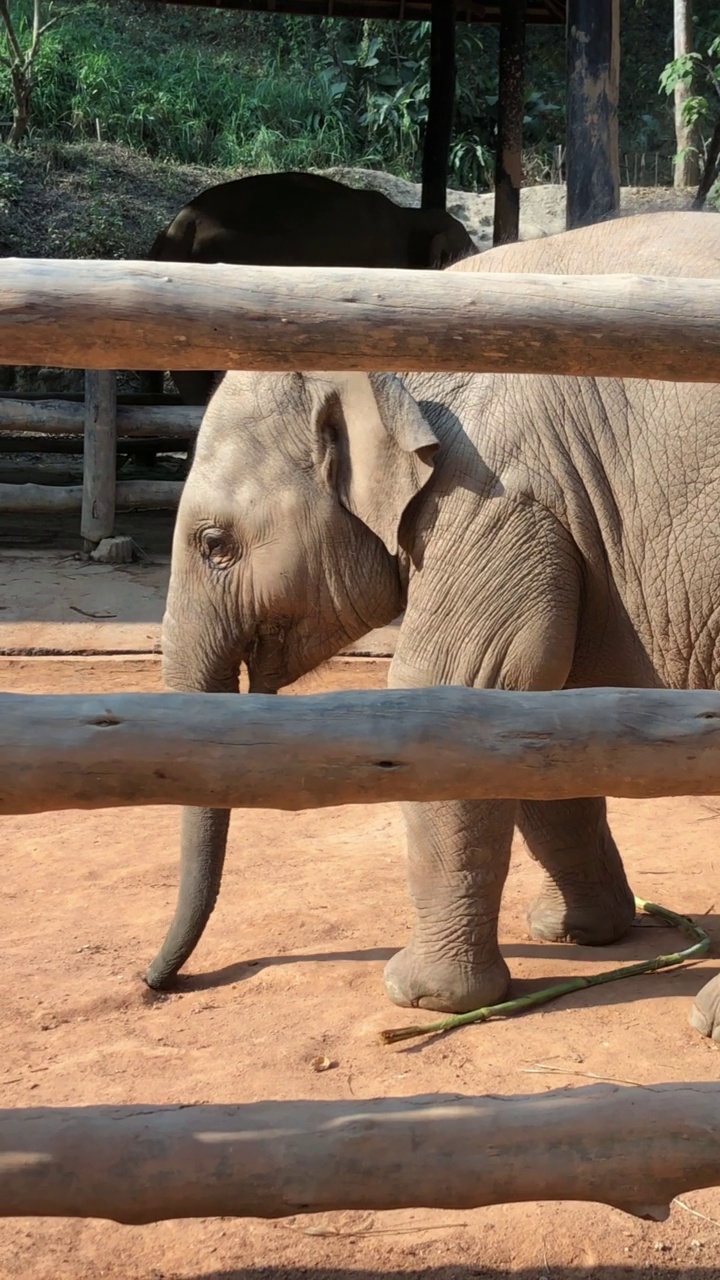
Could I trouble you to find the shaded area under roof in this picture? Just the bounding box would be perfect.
[139,1,566,25]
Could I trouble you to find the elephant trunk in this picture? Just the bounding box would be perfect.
[145,610,240,990]
[144,805,232,989]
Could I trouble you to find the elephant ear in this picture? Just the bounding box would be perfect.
[309,371,439,555]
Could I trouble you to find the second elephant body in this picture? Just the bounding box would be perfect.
[146,170,477,405]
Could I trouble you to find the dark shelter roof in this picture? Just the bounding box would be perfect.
[139,0,566,24]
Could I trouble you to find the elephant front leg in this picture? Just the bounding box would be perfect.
[689,974,720,1043]
[383,798,516,1013]
[518,798,636,946]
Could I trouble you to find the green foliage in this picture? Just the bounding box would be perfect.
[0,0,700,190]
[0,0,58,145]
[659,48,713,129]
[0,146,21,207]
[658,16,720,198]
[0,1,561,188]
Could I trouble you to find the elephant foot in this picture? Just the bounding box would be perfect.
[383,945,510,1013]
[527,880,636,947]
[689,974,720,1043]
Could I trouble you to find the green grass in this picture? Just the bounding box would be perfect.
[0,1,683,191]
[0,1,426,178]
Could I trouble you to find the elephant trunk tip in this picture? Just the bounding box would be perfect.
[143,957,181,991]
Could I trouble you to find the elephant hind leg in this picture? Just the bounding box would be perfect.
[519,797,636,946]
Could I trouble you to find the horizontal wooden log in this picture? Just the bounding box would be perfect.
[0,480,183,514]
[1,1084,718,1224]
[3,687,720,815]
[0,397,200,437]
[0,434,191,454]
[0,391,184,405]
[0,462,185,487]
[1,260,720,380]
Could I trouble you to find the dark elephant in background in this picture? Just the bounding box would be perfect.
[141,170,477,406]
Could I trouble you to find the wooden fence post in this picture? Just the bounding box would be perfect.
[81,369,117,551]
[493,0,527,245]
[421,0,456,212]
[566,0,620,229]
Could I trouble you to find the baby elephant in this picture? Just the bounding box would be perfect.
[144,170,477,405]
[151,207,720,1046]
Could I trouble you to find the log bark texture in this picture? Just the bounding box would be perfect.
[0,480,183,514]
[0,1084,718,1224]
[0,397,201,436]
[3,687,720,815]
[0,434,193,455]
[3,261,720,381]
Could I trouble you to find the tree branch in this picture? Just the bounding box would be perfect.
[0,0,26,65]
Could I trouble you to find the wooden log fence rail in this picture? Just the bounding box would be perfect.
[4,260,720,542]
[0,376,199,543]
[0,395,201,436]
[4,686,720,815]
[0,433,193,456]
[0,479,184,516]
[2,260,720,381]
[1,1084,718,1223]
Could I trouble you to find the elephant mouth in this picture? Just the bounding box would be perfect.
[245,624,291,694]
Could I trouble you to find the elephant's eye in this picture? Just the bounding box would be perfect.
[198,527,238,568]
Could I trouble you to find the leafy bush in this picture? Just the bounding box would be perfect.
[0,0,690,190]
[0,1,565,188]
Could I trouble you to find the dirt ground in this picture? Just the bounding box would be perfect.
[2,649,720,1280]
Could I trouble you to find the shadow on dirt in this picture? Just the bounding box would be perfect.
[182,1267,720,1280]
[174,913,720,1016]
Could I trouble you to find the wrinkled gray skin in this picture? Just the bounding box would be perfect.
[151,208,720,1045]
[144,170,477,406]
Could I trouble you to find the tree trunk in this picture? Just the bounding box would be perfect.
[7,82,30,147]
[566,0,620,229]
[420,0,456,211]
[6,64,31,147]
[674,0,701,188]
[6,111,28,146]
[493,0,527,245]
[692,116,720,208]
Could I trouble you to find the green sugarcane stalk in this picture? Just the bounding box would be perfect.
[380,896,710,1046]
